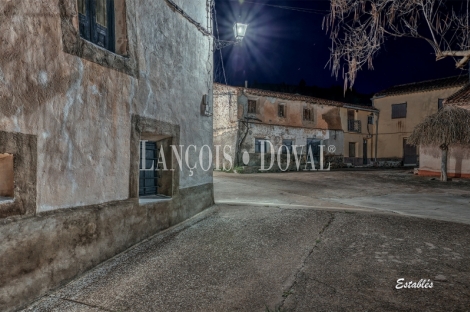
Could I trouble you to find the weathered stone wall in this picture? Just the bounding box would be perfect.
[239,93,344,130]
[0,154,13,197]
[0,131,38,218]
[213,84,239,169]
[0,0,214,310]
[0,0,213,211]
[0,184,213,312]
[213,86,350,171]
[240,124,344,156]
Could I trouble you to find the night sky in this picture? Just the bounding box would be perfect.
[214,0,467,95]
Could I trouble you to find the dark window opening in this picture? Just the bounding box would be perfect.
[349,142,356,158]
[306,138,321,166]
[303,108,312,121]
[78,0,116,53]
[0,153,14,200]
[248,100,257,114]
[255,139,269,153]
[347,109,355,120]
[391,103,407,119]
[282,139,293,154]
[278,104,286,118]
[438,99,444,111]
[139,141,159,197]
[368,115,374,125]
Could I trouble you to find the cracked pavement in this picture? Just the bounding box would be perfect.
[24,170,470,311]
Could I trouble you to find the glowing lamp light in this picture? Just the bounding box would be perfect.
[233,23,248,41]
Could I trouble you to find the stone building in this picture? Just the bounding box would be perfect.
[0,0,214,310]
[213,83,377,171]
[372,76,468,166]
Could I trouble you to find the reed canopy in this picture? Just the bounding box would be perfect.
[409,105,470,181]
[409,106,470,148]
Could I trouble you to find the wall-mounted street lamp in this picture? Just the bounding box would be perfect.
[234,23,248,40]
[215,23,248,50]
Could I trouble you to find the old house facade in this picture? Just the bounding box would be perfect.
[341,104,378,166]
[372,76,468,166]
[418,83,470,178]
[213,84,377,171]
[0,0,214,311]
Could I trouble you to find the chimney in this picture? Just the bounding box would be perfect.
[245,80,248,88]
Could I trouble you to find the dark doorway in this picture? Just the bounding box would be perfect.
[403,138,418,166]
[348,142,356,158]
[363,139,368,165]
[307,139,321,168]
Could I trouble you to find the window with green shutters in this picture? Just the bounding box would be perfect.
[78,0,115,53]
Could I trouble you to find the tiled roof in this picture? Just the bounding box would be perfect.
[444,83,470,106]
[241,87,378,111]
[374,76,468,97]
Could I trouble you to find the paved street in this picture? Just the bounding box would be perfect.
[215,170,470,225]
[25,170,470,311]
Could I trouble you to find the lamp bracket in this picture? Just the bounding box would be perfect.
[214,39,241,50]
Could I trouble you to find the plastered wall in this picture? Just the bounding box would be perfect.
[419,145,470,177]
[373,87,462,159]
[0,0,214,212]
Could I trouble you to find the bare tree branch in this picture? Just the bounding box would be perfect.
[325,0,470,90]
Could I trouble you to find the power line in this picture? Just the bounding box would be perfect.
[213,3,228,85]
[228,0,328,14]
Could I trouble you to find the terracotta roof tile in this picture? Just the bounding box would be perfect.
[214,83,377,111]
[374,76,468,97]
[234,86,377,111]
[444,83,470,106]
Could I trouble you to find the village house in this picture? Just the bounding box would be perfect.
[417,83,470,178]
[372,76,468,166]
[213,83,377,171]
[0,0,214,311]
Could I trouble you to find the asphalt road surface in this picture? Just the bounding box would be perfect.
[25,170,470,311]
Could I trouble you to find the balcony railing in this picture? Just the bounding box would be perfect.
[348,120,362,133]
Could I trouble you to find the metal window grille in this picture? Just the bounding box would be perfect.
[391,103,407,119]
[248,100,257,114]
[139,141,159,196]
[348,120,362,133]
[282,140,293,154]
[255,139,268,153]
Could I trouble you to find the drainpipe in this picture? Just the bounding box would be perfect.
[236,120,250,167]
[369,96,383,163]
[236,89,250,167]
[374,109,379,162]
